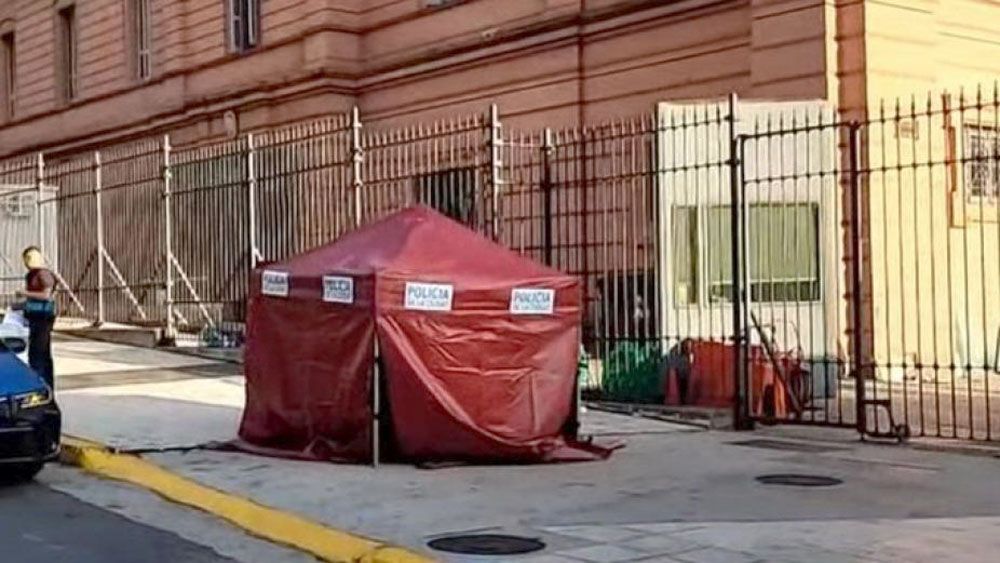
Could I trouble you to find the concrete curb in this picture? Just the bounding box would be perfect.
[59,436,435,563]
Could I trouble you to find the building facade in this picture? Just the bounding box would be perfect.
[0,0,851,156]
[0,0,999,435]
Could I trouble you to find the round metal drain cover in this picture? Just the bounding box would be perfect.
[427,534,546,556]
[756,474,843,487]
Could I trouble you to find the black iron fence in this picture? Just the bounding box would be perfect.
[1,85,998,442]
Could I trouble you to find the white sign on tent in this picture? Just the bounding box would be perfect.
[510,288,555,315]
[323,276,354,304]
[404,282,453,312]
[261,271,289,297]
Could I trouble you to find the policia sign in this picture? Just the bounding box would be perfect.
[510,288,555,315]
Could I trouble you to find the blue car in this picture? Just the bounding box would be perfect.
[0,319,61,482]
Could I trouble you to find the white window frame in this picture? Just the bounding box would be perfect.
[1,192,33,219]
[130,0,152,80]
[56,3,78,102]
[671,201,823,306]
[1,29,14,120]
[228,0,260,53]
[962,123,1000,203]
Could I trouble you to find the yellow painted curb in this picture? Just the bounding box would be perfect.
[59,436,435,563]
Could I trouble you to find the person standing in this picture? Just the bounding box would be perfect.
[664,338,694,405]
[17,246,56,389]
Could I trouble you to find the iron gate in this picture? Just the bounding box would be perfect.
[730,88,1000,442]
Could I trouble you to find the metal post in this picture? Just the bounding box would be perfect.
[542,128,554,266]
[488,104,502,240]
[571,348,582,439]
[162,135,176,345]
[351,106,363,228]
[94,151,105,327]
[371,337,381,468]
[34,153,45,252]
[247,134,260,270]
[727,93,751,430]
[849,123,867,436]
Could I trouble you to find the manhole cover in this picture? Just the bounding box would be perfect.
[756,474,843,487]
[427,534,546,556]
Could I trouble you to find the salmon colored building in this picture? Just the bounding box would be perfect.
[0,0,998,402]
[0,0,983,155]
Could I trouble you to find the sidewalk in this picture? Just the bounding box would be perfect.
[55,337,1000,562]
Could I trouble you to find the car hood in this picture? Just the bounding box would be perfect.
[0,352,47,396]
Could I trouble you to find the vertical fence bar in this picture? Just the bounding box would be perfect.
[849,122,867,436]
[247,133,260,270]
[371,337,381,469]
[162,135,175,344]
[728,93,751,429]
[94,151,105,326]
[351,106,363,228]
[35,153,45,251]
[542,128,554,266]
[489,104,502,239]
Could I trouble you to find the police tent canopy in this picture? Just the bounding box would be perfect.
[238,206,615,464]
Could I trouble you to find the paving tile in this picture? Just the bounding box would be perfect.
[764,548,871,563]
[625,523,708,535]
[516,556,585,563]
[673,547,762,563]
[542,525,646,543]
[555,544,651,562]
[628,533,707,556]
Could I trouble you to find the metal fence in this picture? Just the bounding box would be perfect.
[2,85,999,442]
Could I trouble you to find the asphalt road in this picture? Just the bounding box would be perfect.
[0,478,232,563]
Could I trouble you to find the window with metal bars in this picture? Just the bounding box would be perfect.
[965,125,1000,201]
[414,167,478,225]
[130,0,152,80]
[1,31,14,120]
[57,5,78,102]
[228,0,260,53]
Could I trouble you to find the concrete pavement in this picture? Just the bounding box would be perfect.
[53,336,1000,562]
[55,335,243,450]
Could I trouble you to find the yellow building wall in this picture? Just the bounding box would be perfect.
[863,0,1000,376]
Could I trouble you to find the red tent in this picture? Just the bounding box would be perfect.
[238,206,613,464]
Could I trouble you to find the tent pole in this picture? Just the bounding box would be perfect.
[574,367,582,438]
[372,336,380,468]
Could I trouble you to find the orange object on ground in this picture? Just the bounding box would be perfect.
[664,340,797,418]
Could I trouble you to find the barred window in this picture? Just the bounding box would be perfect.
[414,167,478,225]
[229,0,260,53]
[1,192,33,219]
[57,4,78,101]
[1,31,14,120]
[965,126,1000,200]
[129,0,152,80]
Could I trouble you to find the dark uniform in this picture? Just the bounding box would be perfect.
[24,268,56,388]
[664,339,694,405]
